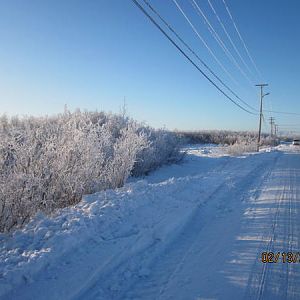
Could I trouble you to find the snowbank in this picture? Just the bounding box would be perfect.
[0,175,216,298]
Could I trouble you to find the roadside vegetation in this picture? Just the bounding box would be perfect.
[178,130,279,155]
[0,109,182,232]
[177,130,265,145]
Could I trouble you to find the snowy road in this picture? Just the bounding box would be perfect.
[117,148,300,300]
[1,145,300,300]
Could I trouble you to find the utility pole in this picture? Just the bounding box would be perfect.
[269,117,275,137]
[256,84,269,152]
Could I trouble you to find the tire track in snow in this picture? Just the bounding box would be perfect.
[245,152,300,300]
[287,166,300,298]
[257,185,286,300]
[117,156,276,300]
[244,160,286,299]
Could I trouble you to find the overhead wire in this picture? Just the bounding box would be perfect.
[281,130,300,134]
[264,93,275,127]
[171,0,239,86]
[207,0,254,78]
[222,0,262,78]
[262,113,269,133]
[190,0,255,87]
[263,110,300,116]
[262,97,273,132]
[278,124,300,127]
[141,0,258,112]
[130,0,257,115]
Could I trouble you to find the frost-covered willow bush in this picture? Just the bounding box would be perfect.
[132,127,183,176]
[0,110,181,232]
[225,141,258,155]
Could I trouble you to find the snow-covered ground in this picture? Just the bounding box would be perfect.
[1,143,300,299]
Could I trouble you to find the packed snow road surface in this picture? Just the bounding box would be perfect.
[1,144,300,300]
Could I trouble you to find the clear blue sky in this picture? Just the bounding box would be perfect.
[1,0,300,132]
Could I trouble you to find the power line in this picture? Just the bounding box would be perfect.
[278,124,300,127]
[269,116,275,137]
[277,126,300,130]
[281,130,300,134]
[190,0,254,87]
[130,0,256,115]
[263,110,300,116]
[222,0,262,78]
[262,113,269,133]
[207,0,254,78]
[141,0,257,112]
[172,0,238,86]
[264,96,274,129]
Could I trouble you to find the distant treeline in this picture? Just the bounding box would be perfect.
[176,130,271,145]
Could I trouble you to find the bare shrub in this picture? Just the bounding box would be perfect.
[132,128,183,176]
[0,110,180,232]
[225,141,257,156]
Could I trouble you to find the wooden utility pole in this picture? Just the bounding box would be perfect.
[256,84,269,152]
[275,124,278,136]
[269,117,275,137]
